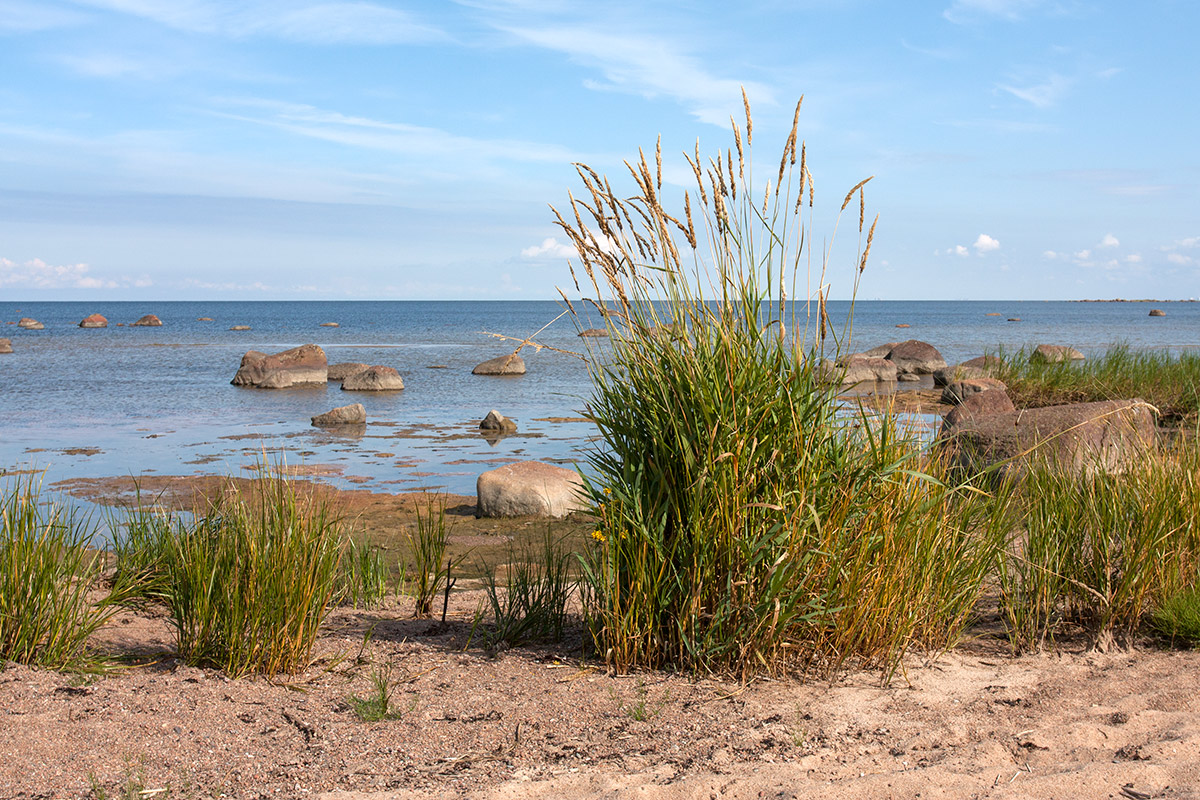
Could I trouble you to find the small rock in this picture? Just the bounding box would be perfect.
[473,354,526,376]
[320,322,340,327]
[79,313,107,328]
[230,325,251,331]
[1149,309,1166,317]
[197,317,214,321]
[0,338,11,354]
[17,318,43,330]
[985,312,1002,316]
[480,409,518,434]
[578,328,608,337]
[895,323,911,328]
[1007,317,1022,322]
[131,314,162,327]
[311,404,366,427]
[341,365,404,391]
[327,362,370,382]
[1031,344,1085,363]
[476,461,585,518]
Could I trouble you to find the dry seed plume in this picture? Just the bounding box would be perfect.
[859,215,878,273]
[841,176,874,213]
[741,86,753,146]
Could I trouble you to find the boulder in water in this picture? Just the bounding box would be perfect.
[79,314,107,328]
[17,318,43,330]
[0,338,11,354]
[131,314,162,327]
[311,404,366,427]
[327,362,370,382]
[341,365,404,391]
[231,344,327,388]
[1031,344,1085,363]
[480,409,518,434]
[1149,309,1166,317]
[473,354,526,376]
[885,339,946,375]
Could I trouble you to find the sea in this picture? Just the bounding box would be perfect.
[3,299,1199,508]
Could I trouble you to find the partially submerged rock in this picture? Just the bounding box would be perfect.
[473,354,526,376]
[836,355,898,385]
[941,389,1015,429]
[0,338,11,354]
[79,314,107,329]
[341,366,404,391]
[17,318,43,330]
[131,314,162,327]
[885,340,947,376]
[940,399,1156,477]
[231,344,327,389]
[1149,309,1166,317]
[327,362,370,382]
[311,404,366,427]
[578,328,608,337]
[480,409,517,434]
[1031,344,1084,363]
[230,325,251,331]
[320,322,340,327]
[476,461,585,518]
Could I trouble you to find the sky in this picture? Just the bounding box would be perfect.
[0,0,1196,301]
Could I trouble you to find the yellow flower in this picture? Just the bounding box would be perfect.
[603,487,612,495]
[591,530,606,543]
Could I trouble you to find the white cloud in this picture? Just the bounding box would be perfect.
[1125,253,1142,264]
[499,24,773,126]
[0,1,88,32]
[1178,236,1199,248]
[0,257,119,289]
[1042,250,1058,259]
[1074,249,1091,260]
[973,234,1000,253]
[1167,253,1193,266]
[1099,233,1119,248]
[71,1,448,44]
[998,73,1073,108]
[521,237,577,259]
[953,245,969,256]
[944,0,1045,23]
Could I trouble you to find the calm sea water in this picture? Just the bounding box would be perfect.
[3,299,1198,501]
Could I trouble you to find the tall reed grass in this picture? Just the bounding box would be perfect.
[0,476,112,669]
[555,94,1005,678]
[991,345,1200,423]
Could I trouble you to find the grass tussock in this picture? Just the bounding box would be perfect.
[555,94,1005,679]
[151,469,344,678]
[991,345,1200,423]
[0,476,112,670]
[478,529,574,647]
[999,441,1200,651]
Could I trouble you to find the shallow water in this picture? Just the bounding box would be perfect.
[3,299,1197,501]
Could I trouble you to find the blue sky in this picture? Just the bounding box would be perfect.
[1,0,1196,300]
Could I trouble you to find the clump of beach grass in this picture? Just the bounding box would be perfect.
[0,475,113,670]
[990,344,1200,423]
[155,467,344,678]
[335,538,390,608]
[997,440,1200,651]
[554,93,1007,679]
[477,529,575,647]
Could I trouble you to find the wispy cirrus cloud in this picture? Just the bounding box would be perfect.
[998,72,1073,108]
[67,0,450,44]
[211,97,583,164]
[1,0,89,32]
[497,24,773,126]
[0,256,137,289]
[943,0,1045,23]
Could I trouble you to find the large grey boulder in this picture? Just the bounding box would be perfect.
[837,355,898,385]
[341,365,403,391]
[473,354,526,376]
[311,404,366,427]
[327,362,370,382]
[476,461,585,518]
[231,344,327,388]
[885,339,947,376]
[0,338,11,354]
[858,342,898,359]
[1031,344,1085,363]
[480,409,517,434]
[17,318,43,330]
[940,399,1156,477]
